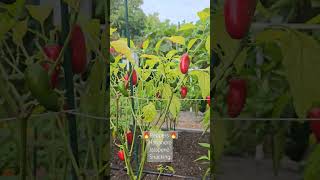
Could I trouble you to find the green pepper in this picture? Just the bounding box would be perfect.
[199,97,207,113]
[25,63,61,111]
[118,82,129,97]
[110,55,115,63]
[25,63,51,94]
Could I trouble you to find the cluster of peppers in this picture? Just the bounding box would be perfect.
[25,24,87,111]
[223,0,320,142]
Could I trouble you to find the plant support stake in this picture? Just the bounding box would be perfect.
[60,1,79,180]
[124,0,140,175]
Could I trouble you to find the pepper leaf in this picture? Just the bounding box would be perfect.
[26,5,52,25]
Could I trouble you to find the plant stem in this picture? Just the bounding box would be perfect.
[84,118,99,175]
[56,115,81,178]
[137,139,147,179]
[20,116,27,180]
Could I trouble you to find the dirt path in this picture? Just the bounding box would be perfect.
[160,111,206,130]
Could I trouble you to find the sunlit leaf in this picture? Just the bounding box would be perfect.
[190,70,210,99]
[155,39,164,53]
[197,8,210,22]
[143,39,150,50]
[142,102,157,123]
[12,19,28,45]
[169,95,180,118]
[166,50,178,59]
[167,36,185,45]
[162,84,172,99]
[111,40,134,64]
[110,28,117,35]
[178,23,195,31]
[26,5,52,25]
[188,38,199,50]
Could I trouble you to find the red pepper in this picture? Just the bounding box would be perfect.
[224,0,257,39]
[132,69,138,86]
[126,131,133,145]
[42,45,62,88]
[227,78,247,117]
[118,150,125,161]
[180,53,190,74]
[307,107,320,142]
[181,86,188,99]
[124,74,129,89]
[70,24,87,74]
[110,47,115,54]
[206,96,210,106]
[124,69,138,89]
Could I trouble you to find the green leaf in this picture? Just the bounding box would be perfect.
[111,39,134,63]
[195,155,209,161]
[187,38,199,50]
[119,38,136,49]
[169,95,180,118]
[26,5,52,25]
[199,143,210,149]
[255,29,320,118]
[110,28,117,36]
[197,8,210,22]
[190,71,210,99]
[1,0,25,18]
[142,103,157,123]
[271,93,291,117]
[12,19,28,45]
[304,144,320,180]
[155,39,164,53]
[306,14,320,24]
[178,23,196,31]
[0,13,15,41]
[81,19,100,51]
[167,166,175,173]
[140,54,160,61]
[162,84,172,99]
[256,0,273,19]
[167,36,185,45]
[166,50,178,59]
[80,59,106,119]
[143,39,150,50]
[140,70,152,81]
[233,48,248,73]
[144,60,158,69]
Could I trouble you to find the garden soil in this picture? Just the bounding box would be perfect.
[111,131,210,179]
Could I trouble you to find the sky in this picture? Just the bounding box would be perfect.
[141,0,210,24]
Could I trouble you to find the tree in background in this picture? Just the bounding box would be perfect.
[110,0,147,38]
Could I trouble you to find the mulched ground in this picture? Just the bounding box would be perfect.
[111,131,210,179]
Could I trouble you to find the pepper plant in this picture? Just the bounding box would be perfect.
[110,7,210,179]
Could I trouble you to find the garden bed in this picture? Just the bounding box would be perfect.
[111,131,209,179]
